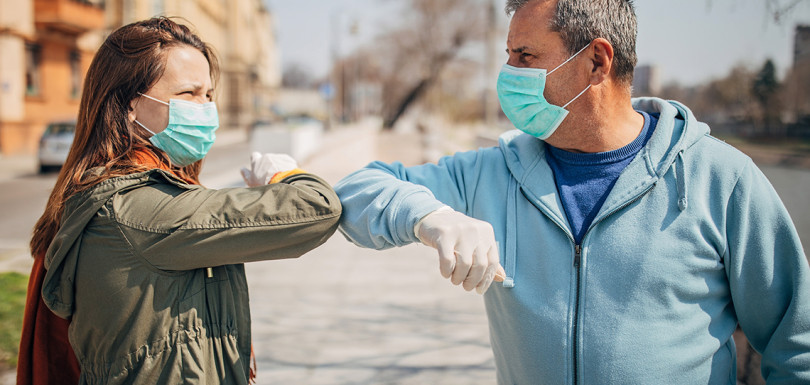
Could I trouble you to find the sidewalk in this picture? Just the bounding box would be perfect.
[247,120,495,384]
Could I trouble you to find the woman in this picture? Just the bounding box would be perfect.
[17,17,341,384]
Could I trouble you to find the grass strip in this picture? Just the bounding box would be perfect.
[0,272,28,371]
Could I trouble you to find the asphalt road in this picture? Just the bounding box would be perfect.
[0,132,251,274]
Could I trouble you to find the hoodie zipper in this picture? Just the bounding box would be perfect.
[572,243,582,385]
[571,183,656,384]
[521,182,656,384]
[520,187,581,384]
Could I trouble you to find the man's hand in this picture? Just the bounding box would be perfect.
[240,152,299,187]
[415,207,506,294]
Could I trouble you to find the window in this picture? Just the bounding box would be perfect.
[25,44,42,97]
[70,51,81,99]
[72,0,105,8]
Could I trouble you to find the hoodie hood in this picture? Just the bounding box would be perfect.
[42,169,193,319]
[495,97,710,286]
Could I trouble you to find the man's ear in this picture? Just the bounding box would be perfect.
[589,38,614,85]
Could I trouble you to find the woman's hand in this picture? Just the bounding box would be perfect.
[240,152,299,187]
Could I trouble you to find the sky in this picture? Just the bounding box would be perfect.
[265,0,810,87]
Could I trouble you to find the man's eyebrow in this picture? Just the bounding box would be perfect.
[507,46,531,54]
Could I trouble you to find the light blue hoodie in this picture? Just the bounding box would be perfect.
[335,97,810,384]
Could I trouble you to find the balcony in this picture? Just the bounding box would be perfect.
[34,0,104,35]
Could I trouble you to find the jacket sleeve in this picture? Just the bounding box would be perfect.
[333,149,491,250]
[724,160,810,382]
[113,173,342,271]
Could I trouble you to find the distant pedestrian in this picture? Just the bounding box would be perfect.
[334,0,810,383]
[18,17,341,384]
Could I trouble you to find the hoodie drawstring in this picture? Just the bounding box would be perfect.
[502,177,517,288]
[675,150,688,211]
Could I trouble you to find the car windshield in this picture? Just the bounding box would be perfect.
[46,123,75,135]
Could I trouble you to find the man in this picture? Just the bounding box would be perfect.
[335,0,810,383]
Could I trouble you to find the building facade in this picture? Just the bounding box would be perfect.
[0,0,280,155]
[0,0,103,155]
[632,64,661,97]
[787,25,810,124]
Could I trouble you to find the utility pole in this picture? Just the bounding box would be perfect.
[484,0,499,127]
[328,10,341,130]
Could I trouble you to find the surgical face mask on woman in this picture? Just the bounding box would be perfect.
[134,93,219,167]
[496,45,591,140]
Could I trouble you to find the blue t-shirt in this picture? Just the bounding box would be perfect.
[545,111,657,244]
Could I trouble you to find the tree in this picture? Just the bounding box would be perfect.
[752,59,782,134]
[710,0,810,24]
[765,0,809,23]
[374,0,486,129]
[698,64,757,124]
[282,64,316,89]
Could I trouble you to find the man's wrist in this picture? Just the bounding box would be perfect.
[413,205,453,242]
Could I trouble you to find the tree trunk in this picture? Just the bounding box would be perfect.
[382,41,462,129]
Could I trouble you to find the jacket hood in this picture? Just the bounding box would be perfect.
[494,97,710,287]
[42,169,193,319]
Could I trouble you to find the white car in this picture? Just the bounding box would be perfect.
[37,120,76,173]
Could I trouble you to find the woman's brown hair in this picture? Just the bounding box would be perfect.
[30,17,220,257]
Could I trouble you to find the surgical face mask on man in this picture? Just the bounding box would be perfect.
[134,93,219,167]
[496,45,591,140]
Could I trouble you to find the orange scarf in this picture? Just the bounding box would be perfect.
[16,253,80,385]
[131,149,198,184]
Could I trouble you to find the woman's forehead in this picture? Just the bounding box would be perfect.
[160,46,211,87]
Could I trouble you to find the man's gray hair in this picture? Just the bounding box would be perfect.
[504,0,638,85]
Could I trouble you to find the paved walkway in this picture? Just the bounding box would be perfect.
[0,121,497,385]
[244,120,495,384]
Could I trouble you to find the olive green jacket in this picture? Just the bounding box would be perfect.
[41,169,341,384]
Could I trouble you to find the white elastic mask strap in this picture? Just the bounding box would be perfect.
[547,44,590,76]
[562,84,592,109]
[138,92,170,106]
[133,119,157,136]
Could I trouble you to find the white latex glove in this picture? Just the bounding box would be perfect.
[240,152,299,187]
[415,207,506,294]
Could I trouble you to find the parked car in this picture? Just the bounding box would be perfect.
[38,120,76,173]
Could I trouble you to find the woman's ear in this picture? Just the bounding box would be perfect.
[128,98,138,123]
[589,38,614,85]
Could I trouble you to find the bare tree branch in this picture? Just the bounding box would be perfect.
[714,0,810,24]
[374,0,485,129]
[765,0,807,23]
